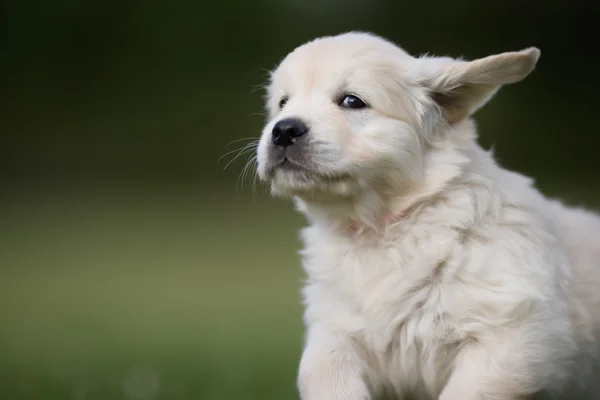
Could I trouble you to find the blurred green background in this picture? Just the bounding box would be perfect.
[1,1,599,399]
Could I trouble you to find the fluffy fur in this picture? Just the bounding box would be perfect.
[255,32,600,399]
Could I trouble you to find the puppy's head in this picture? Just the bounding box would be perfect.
[256,32,540,202]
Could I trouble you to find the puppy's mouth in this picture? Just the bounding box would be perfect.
[276,157,312,173]
[268,157,349,185]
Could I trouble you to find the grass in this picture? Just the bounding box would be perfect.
[0,185,305,399]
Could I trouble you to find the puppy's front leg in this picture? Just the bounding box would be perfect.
[439,341,543,400]
[298,328,371,400]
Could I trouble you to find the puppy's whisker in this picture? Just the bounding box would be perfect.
[218,142,258,166]
[224,137,259,148]
[237,154,259,192]
[222,145,257,171]
[251,163,260,203]
[237,157,252,190]
[250,83,268,94]
[218,146,249,163]
[259,67,273,78]
[241,157,261,202]
[250,112,268,118]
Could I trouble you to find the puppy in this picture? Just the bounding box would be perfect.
[255,32,600,399]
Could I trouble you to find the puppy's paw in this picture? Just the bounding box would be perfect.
[298,340,371,400]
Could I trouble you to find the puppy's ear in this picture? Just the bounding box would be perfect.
[424,47,540,124]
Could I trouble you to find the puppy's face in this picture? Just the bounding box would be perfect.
[256,32,540,201]
[257,34,424,199]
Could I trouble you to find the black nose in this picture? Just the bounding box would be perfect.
[271,118,308,147]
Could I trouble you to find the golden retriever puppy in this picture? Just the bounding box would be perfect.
[255,32,600,399]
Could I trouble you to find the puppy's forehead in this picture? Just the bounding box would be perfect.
[271,33,414,93]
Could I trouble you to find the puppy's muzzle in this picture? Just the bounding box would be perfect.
[271,118,309,147]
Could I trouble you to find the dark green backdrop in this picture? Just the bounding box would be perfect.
[1,1,598,399]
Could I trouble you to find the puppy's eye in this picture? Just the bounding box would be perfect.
[339,95,367,109]
[278,97,288,109]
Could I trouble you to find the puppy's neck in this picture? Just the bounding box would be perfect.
[296,132,474,236]
[296,185,424,235]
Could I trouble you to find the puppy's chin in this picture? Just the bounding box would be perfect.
[267,168,356,199]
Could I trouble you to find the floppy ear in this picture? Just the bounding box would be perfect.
[424,47,540,124]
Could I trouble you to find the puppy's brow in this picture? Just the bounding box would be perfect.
[334,80,351,100]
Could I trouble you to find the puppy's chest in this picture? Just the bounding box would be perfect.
[302,229,461,345]
[302,231,460,396]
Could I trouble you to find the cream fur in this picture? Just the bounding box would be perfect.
[255,32,600,399]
